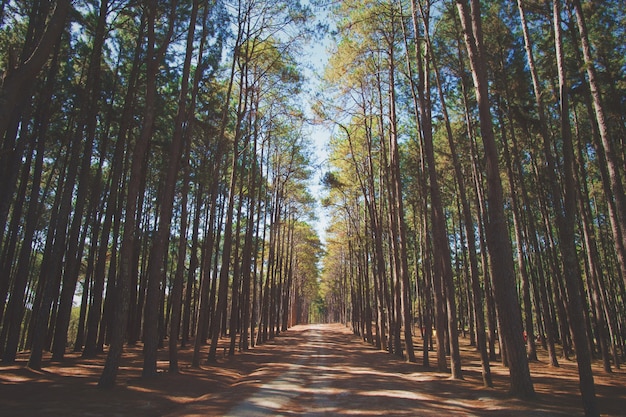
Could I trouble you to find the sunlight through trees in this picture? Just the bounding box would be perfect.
[1,1,625,415]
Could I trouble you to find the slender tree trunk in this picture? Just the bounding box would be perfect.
[410,0,490,383]
[240,100,261,350]
[98,0,175,387]
[570,0,626,290]
[575,130,613,373]
[386,47,415,361]
[51,0,109,361]
[1,34,62,361]
[228,149,248,355]
[208,29,250,361]
[409,1,461,374]
[191,154,223,367]
[552,2,598,413]
[82,14,144,357]
[251,135,269,348]
[495,99,537,361]
[2,136,44,362]
[366,113,387,351]
[516,0,562,367]
[27,104,85,370]
[456,0,534,398]
[142,0,192,378]
[168,141,191,373]
[0,123,32,343]
[420,211,433,367]
[182,184,202,348]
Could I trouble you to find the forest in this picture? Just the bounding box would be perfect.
[0,0,625,416]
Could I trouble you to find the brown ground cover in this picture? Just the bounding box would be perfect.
[1,323,624,416]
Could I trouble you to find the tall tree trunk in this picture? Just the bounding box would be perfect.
[456,34,499,363]
[208,23,250,360]
[409,0,461,374]
[365,106,388,351]
[142,0,193,378]
[51,0,109,361]
[575,128,613,372]
[570,0,626,289]
[495,99,537,362]
[181,184,202,348]
[552,2,598,413]
[420,211,433,367]
[240,96,261,350]
[2,136,44,362]
[410,0,490,383]
[190,152,224,367]
[228,149,248,355]
[98,0,175,387]
[455,0,534,398]
[1,35,62,361]
[0,123,32,340]
[387,49,415,361]
[168,140,191,373]
[516,0,561,367]
[82,14,144,358]
[27,101,85,370]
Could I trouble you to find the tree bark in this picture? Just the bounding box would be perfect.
[570,0,626,290]
[141,0,192,378]
[552,1,598,413]
[455,0,534,398]
[98,0,174,387]
[51,0,109,361]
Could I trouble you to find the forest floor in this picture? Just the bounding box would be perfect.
[1,323,625,416]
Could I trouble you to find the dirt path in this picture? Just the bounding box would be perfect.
[165,324,625,416]
[2,323,625,416]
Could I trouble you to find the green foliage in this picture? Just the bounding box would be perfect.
[2,0,625,392]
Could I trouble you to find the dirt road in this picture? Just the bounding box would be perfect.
[3,323,624,416]
[166,323,606,416]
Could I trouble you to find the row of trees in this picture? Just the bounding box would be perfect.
[317,0,624,415]
[0,0,323,388]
